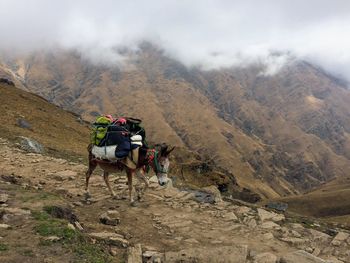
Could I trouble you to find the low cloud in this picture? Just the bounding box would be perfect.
[1,0,350,78]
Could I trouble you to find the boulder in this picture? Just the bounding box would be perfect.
[308,229,331,243]
[200,185,222,203]
[99,211,120,226]
[223,211,238,221]
[254,252,278,263]
[143,250,163,263]
[331,232,349,246]
[280,237,308,246]
[281,250,326,263]
[236,206,251,215]
[257,208,285,222]
[89,232,128,247]
[18,136,44,154]
[260,221,281,230]
[0,224,10,229]
[127,244,142,263]
[265,202,288,212]
[17,119,32,129]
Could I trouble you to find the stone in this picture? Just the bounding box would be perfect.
[127,244,142,263]
[4,207,31,216]
[247,218,257,228]
[331,240,341,246]
[200,185,222,203]
[110,248,118,256]
[143,250,163,263]
[331,232,349,246]
[165,245,248,263]
[89,232,128,247]
[223,211,238,221]
[325,257,344,263]
[0,194,9,203]
[67,223,75,231]
[257,208,285,222]
[290,230,302,238]
[254,252,278,263]
[312,248,321,257]
[262,233,274,240]
[18,136,44,153]
[308,229,331,243]
[99,212,120,226]
[281,250,326,263]
[0,224,10,229]
[265,202,288,212]
[260,221,281,229]
[280,237,308,246]
[184,238,200,244]
[17,119,32,129]
[236,206,251,215]
[45,236,61,242]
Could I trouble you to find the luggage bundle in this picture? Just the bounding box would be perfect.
[90,116,146,161]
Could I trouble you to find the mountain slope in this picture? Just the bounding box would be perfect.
[1,46,350,202]
[0,81,90,159]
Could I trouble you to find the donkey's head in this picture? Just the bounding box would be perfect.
[154,144,175,186]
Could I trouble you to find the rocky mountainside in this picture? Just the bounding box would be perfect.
[1,45,350,202]
[0,137,349,263]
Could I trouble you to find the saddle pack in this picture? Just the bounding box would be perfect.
[90,116,146,160]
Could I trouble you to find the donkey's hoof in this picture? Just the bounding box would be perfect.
[130,201,137,207]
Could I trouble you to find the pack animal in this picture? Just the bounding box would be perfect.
[85,144,174,204]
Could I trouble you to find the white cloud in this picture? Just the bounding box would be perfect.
[0,0,350,78]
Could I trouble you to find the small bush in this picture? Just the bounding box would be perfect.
[0,243,8,252]
[33,209,113,262]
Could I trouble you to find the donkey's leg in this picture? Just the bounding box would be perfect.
[103,171,116,197]
[136,168,149,200]
[85,161,97,196]
[126,170,135,204]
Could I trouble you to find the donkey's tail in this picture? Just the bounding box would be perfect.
[87,144,93,153]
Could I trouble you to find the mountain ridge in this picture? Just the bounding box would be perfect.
[1,45,350,201]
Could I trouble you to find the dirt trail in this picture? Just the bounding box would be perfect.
[0,138,349,263]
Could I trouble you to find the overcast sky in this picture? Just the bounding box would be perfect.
[0,0,350,77]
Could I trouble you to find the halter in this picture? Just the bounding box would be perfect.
[146,149,168,174]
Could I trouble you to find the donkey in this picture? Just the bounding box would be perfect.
[85,143,175,204]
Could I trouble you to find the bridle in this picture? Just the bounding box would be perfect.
[146,149,168,175]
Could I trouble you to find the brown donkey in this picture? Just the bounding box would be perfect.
[85,144,174,204]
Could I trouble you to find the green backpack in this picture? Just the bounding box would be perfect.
[90,116,112,146]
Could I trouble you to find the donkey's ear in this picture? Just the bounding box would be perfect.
[165,146,175,156]
[160,144,168,156]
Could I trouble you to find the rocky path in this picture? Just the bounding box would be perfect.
[0,138,349,263]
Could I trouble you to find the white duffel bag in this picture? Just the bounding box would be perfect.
[92,145,118,160]
[130,135,142,146]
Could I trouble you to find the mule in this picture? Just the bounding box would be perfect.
[85,143,174,204]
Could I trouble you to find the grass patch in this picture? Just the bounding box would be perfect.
[0,243,8,252]
[73,241,113,263]
[21,192,60,203]
[34,210,76,240]
[35,221,76,240]
[20,249,35,257]
[33,209,113,262]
